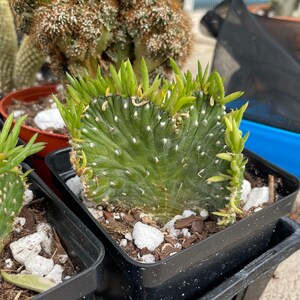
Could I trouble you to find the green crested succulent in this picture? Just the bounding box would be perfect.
[0,0,44,96]
[10,0,192,80]
[0,113,45,251]
[55,59,249,225]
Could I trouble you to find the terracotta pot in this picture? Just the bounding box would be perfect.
[248,3,300,22]
[0,85,68,157]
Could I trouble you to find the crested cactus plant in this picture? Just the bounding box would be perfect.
[0,0,45,96]
[55,59,249,225]
[0,113,45,251]
[10,0,192,81]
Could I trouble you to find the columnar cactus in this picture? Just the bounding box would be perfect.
[0,114,45,251]
[55,59,248,224]
[0,0,18,95]
[10,0,192,80]
[0,0,44,96]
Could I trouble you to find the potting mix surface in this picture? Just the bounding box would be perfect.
[0,198,78,299]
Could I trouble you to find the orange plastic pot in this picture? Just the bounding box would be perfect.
[248,3,300,22]
[0,85,68,157]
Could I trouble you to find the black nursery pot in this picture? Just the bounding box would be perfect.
[45,148,299,299]
[21,164,105,300]
[202,216,300,300]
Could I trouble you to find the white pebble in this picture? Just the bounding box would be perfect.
[132,222,164,251]
[45,264,64,284]
[120,239,128,247]
[243,187,269,211]
[34,108,65,131]
[163,215,183,237]
[58,255,69,264]
[87,207,103,220]
[125,232,133,241]
[182,210,196,218]
[141,254,156,263]
[13,217,26,232]
[66,176,83,198]
[24,189,34,205]
[241,180,252,203]
[10,232,46,265]
[5,259,14,269]
[25,255,54,276]
[199,209,209,218]
[13,110,25,118]
[182,228,191,237]
[36,223,53,255]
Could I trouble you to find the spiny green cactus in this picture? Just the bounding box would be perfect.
[0,0,45,96]
[55,59,249,224]
[10,0,192,80]
[0,113,45,251]
[0,0,18,94]
[13,35,45,90]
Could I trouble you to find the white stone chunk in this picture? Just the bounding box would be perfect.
[182,210,196,218]
[163,215,184,237]
[58,255,69,264]
[24,255,54,276]
[241,180,252,203]
[120,239,128,247]
[243,187,269,211]
[4,259,14,269]
[34,107,65,131]
[24,188,34,205]
[45,264,64,284]
[141,254,156,263]
[132,222,164,251]
[125,232,133,241]
[10,232,46,265]
[199,209,209,218]
[37,223,54,255]
[87,207,103,220]
[182,228,191,237]
[66,176,83,198]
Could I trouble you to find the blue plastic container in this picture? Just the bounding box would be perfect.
[240,119,300,178]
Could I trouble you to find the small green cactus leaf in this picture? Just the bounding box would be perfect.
[141,57,149,92]
[216,153,233,162]
[220,91,245,106]
[1,270,56,293]
[206,175,228,183]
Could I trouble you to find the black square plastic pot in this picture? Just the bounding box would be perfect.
[201,216,300,300]
[45,148,299,299]
[21,164,105,300]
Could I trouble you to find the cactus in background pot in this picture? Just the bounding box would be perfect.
[10,0,192,80]
[55,59,249,225]
[0,113,45,251]
[0,0,44,96]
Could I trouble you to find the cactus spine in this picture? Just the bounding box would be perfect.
[0,114,45,251]
[55,59,248,224]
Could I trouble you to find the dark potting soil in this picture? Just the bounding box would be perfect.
[86,170,279,263]
[0,198,78,299]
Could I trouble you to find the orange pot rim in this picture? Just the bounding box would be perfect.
[0,84,68,140]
